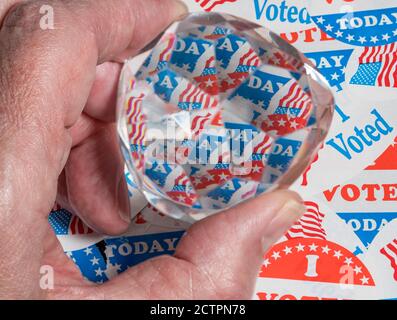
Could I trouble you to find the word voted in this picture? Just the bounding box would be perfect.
[326,109,394,160]
[280,27,334,45]
[324,183,397,202]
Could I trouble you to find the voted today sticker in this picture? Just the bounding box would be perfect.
[307,0,397,47]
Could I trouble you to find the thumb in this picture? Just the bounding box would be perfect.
[174,190,305,298]
[94,190,305,299]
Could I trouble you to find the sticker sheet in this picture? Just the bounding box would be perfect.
[49,0,397,300]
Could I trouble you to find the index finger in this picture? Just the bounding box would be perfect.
[1,0,187,128]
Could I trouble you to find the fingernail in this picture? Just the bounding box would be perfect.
[117,177,132,224]
[262,199,306,249]
[119,208,132,224]
[171,0,189,19]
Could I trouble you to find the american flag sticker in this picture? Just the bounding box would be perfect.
[380,239,397,281]
[310,5,397,47]
[286,201,327,240]
[270,81,312,133]
[49,209,93,235]
[350,43,397,88]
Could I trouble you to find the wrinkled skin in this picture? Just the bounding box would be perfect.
[0,0,305,299]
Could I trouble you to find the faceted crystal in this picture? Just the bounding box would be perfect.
[117,12,334,222]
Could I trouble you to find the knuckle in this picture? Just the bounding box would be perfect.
[0,0,62,129]
[2,1,45,31]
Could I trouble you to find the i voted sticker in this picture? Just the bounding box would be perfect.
[307,0,397,47]
[255,238,376,300]
[292,93,397,196]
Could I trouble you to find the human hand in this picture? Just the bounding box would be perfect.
[0,0,305,299]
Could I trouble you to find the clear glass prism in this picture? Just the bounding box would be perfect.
[117,12,334,223]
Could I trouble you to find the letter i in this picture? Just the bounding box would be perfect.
[305,255,319,277]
